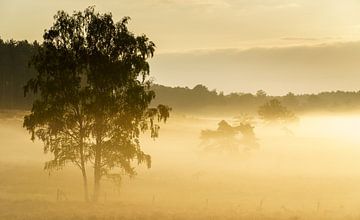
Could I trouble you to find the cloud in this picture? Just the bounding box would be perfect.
[281,37,320,41]
[154,0,231,9]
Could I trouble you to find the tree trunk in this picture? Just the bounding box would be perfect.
[81,164,89,202]
[79,123,89,202]
[93,144,102,202]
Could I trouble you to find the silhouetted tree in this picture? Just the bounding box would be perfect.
[0,39,37,109]
[256,90,267,98]
[23,7,171,202]
[200,120,259,153]
[282,92,299,109]
[258,99,297,122]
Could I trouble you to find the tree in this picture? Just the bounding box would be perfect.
[282,92,299,109]
[0,39,37,109]
[200,120,259,153]
[256,90,267,98]
[258,99,296,122]
[23,7,171,202]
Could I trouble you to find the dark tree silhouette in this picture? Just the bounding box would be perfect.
[258,99,296,122]
[2,38,360,114]
[200,120,259,154]
[256,90,267,98]
[23,7,171,202]
[282,92,299,109]
[0,39,37,109]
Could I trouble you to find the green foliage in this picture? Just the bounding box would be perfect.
[258,99,297,122]
[23,7,170,200]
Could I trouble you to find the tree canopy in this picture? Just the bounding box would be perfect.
[200,120,259,154]
[0,39,37,109]
[23,7,171,201]
[258,99,297,122]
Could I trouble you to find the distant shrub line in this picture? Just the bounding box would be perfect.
[1,39,360,113]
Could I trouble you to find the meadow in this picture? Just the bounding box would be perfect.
[1,111,360,219]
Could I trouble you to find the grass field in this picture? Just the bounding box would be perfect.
[1,111,360,219]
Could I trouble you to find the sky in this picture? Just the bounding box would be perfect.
[1,0,360,95]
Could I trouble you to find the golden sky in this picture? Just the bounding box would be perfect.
[1,0,360,94]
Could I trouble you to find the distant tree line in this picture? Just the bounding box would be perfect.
[152,85,360,114]
[0,38,37,109]
[1,38,360,114]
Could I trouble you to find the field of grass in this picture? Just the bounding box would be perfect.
[1,111,360,219]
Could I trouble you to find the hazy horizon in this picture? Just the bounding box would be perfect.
[2,0,360,95]
[1,2,360,219]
